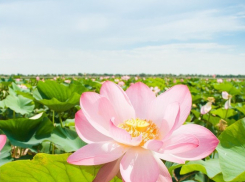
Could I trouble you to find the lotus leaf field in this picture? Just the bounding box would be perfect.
[0,76,245,182]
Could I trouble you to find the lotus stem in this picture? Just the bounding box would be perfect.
[52,110,55,126]
[225,109,229,120]
[52,143,55,154]
[207,113,211,128]
[59,114,64,128]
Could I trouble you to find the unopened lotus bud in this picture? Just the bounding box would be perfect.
[192,104,197,108]
[3,90,7,97]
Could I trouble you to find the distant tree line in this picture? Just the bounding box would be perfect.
[1,73,245,79]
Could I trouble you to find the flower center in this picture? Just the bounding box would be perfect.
[118,118,159,146]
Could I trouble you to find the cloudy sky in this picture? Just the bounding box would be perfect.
[0,0,245,75]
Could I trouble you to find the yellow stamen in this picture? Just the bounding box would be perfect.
[118,118,159,146]
[125,118,150,132]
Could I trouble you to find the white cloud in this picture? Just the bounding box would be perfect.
[0,1,244,75]
[0,43,244,75]
[75,15,109,32]
[1,1,245,49]
[98,9,245,46]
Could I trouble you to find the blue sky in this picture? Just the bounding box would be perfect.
[0,0,245,75]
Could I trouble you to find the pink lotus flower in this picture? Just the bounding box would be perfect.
[222,91,232,109]
[200,102,212,115]
[118,81,125,87]
[17,84,28,89]
[121,75,130,81]
[36,76,40,81]
[150,86,161,95]
[0,135,7,151]
[222,91,229,100]
[64,80,71,84]
[67,81,219,182]
[217,79,223,83]
[200,97,215,115]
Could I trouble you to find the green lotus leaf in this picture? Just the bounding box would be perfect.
[33,81,81,112]
[69,80,89,95]
[191,110,200,119]
[213,82,241,95]
[0,100,5,108]
[202,114,220,126]
[0,113,54,148]
[192,95,202,102]
[4,94,34,115]
[211,108,236,119]
[216,118,245,181]
[165,161,183,175]
[180,159,222,180]
[234,104,245,115]
[0,139,13,167]
[0,153,122,182]
[0,81,12,89]
[47,125,86,152]
[16,91,35,100]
